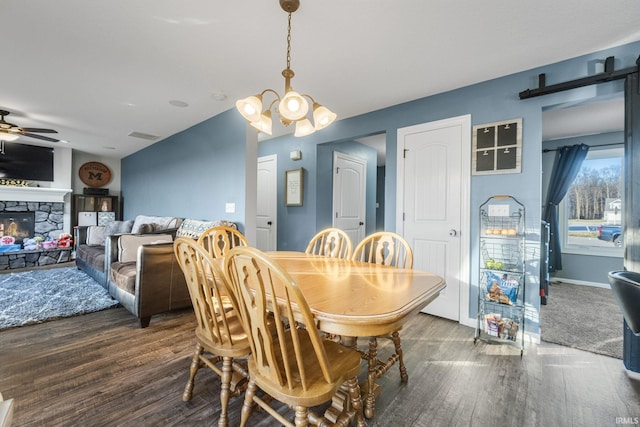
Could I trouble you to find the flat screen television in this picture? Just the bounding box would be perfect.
[0,142,54,182]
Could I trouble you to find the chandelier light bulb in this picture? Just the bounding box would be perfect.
[279,90,309,121]
[235,95,264,123]
[287,98,300,112]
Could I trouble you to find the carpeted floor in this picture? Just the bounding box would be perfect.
[541,282,623,359]
[0,266,119,330]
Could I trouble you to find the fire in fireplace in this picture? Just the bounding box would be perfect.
[0,212,35,244]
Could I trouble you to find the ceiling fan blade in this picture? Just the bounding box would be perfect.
[22,132,60,142]
[21,127,58,134]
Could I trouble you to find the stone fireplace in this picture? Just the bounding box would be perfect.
[0,201,65,242]
[0,187,72,269]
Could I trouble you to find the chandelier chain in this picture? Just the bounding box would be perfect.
[286,12,292,70]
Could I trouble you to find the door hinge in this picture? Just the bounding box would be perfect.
[403,148,409,158]
[403,212,406,221]
[335,212,338,218]
[335,167,339,174]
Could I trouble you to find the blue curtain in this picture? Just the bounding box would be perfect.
[543,144,589,272]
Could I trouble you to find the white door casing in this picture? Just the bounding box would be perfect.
[333,152,366,246]
[397,115,471,324]
[256,155,277,251]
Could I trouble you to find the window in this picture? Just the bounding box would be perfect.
[559,146,624,257]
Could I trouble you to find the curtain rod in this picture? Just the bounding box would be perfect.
[542,142,623,153]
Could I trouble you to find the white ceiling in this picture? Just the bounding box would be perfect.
[1,1,639,159]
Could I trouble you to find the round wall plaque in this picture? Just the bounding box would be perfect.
[79,162,112,187]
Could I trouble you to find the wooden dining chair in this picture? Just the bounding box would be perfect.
[173,237,250,427]
[305,227,353,259]
[224,246,366,427]
[197,225,249,259]
[352,231,413,417]
[352,231,413,269]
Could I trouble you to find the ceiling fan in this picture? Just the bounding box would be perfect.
[0,110,59,143]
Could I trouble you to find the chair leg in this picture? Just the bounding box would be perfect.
[391,331,408,383]
[294,405,309,427]
[346,376,366,427]
[240,378,257,427]
[183,343,204,401]
[218,356,233,427]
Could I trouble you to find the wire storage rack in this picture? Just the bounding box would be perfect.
[474,195,526,355]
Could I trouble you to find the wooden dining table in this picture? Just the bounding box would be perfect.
[263,251,447,419]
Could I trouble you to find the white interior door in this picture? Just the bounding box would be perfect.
[256,155,277,251]
[333,152,366,246]
[397,115,470,323]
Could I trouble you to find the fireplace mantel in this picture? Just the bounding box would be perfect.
[0,186,72,203]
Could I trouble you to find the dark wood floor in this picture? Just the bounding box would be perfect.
[1,307,639,427]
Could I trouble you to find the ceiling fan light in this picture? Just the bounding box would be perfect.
[279,91,309,121]
[294,118,316,137]
[235,95,264,122]
[0,131,19,142]
[250,110,273,135]
[313,103,337,130]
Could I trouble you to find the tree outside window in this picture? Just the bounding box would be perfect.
[560,147,624,255]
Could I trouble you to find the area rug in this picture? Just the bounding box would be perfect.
[541,282,623,359]
[0,267,119,330]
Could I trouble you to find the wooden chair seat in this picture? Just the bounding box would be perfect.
[194,309,248,358]
[249,330,362,408]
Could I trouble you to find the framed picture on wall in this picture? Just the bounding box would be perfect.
[472,118,522,175]
[285,168,304,206]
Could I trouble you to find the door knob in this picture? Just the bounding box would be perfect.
[359,221,364,226]
[267,221,272,226]
[449,229,457,237]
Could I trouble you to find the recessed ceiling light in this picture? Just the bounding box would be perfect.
[212,92,227,101]
[103,146,116,150]
[169,100,189,107]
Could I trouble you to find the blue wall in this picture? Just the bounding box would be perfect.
[121,40,640,330]
[121,109,250,230]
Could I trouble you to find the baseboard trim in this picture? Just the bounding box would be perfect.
[550,277,610,289]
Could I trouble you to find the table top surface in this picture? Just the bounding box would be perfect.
[264,251,446,336]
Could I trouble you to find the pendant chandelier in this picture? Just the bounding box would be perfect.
[235,0,336,137]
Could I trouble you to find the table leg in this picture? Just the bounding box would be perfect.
[323,336,362,425]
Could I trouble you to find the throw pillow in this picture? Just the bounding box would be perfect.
[136,223,156,234]
[117,234,173,263]
[131,215,181,234]
[104,220,135,244]
[176,219,237,240]
[86,226,106,246]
